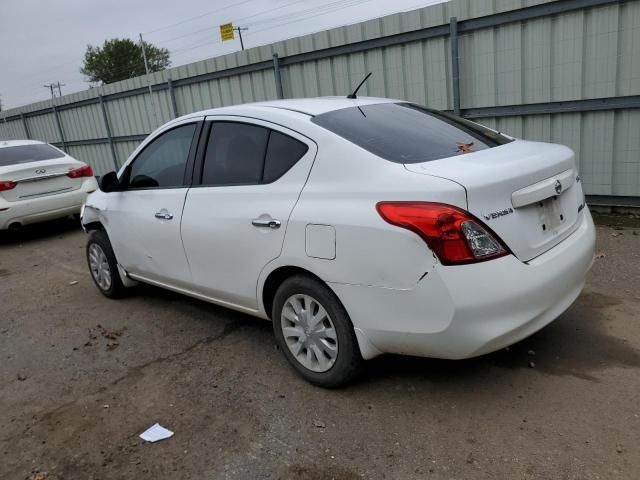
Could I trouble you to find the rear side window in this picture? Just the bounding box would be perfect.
[263,131,309,183]
[0,144,65,167]
[201,122,308,186]
[311,103,513,164]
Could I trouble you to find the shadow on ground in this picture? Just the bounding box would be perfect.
[0,216,81,245]
[128,276,640,389]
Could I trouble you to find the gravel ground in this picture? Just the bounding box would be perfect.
[1,214,639,480]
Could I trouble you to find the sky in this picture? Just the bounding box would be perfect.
[0,0,447,110]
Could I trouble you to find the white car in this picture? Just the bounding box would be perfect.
[81,97,595,387]
[0,140,98,231]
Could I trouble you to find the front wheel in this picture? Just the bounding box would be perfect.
[86,230,126,298]
[272,275,364,388]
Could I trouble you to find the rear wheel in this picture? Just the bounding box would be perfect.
[272,275,364,388]
[86,230,126,298]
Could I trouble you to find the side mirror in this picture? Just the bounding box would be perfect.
[99,171,120,192]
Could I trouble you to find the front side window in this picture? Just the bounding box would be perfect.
[311,103,513,164]
[201,122,308,186]
[0,143,65,167]
[127,123,196,188]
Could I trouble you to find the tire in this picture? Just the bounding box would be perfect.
[272,275,364,388]
[86,230,126,298]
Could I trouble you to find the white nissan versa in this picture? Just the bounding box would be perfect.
[0,140,98,230]
[81,96,595,387]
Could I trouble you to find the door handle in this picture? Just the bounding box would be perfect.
[154,210,173,220]
[252,217,281,229]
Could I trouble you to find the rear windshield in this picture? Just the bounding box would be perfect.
[311,103,513,164]
[0,144,65,167]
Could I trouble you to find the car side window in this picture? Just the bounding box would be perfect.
[263,131,309,183]
[201,122,308,186]
[127,123,197,189]
[202,122,269,186]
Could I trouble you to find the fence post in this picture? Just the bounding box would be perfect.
[167,77,179,118]
[272,53,284,99]
[449,17,461,116]
[51,102,66,151]
[20,113,30,139]
[99,95,119,170]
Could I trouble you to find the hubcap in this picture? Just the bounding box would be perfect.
[281,294,338,372]
[88,243,112,291]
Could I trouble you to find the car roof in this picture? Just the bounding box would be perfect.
[0,139,46,148]
[179,96,402,121]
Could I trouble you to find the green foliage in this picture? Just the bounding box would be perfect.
[80,38,170,85]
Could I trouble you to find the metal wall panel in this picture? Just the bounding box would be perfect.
[25,112,59,143]
[65,143,114,176]
[58,103,105,141]
[0,119,28,139]
[105,95,154,137]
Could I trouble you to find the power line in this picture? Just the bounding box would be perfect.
[169,0,376,57]
[247,0,376,37]
[142,0,256,35]
[153,0,310,46]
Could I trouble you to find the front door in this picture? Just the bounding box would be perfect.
[105,121,201,287]
[180,118,316,311]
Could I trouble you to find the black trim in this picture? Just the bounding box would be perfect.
[260,130,272,182]
[183,121,204,186]
[192,120,213,186]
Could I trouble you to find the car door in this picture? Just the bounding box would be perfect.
[180,117,317,311]
[104,119,202,288]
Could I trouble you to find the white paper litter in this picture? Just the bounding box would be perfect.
[139,423,174,442]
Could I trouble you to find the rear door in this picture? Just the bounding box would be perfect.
[104,120,202,287]
[0,144,84,202]
[180,117,316,310]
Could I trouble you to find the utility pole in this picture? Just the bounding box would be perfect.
[43,82,65,99]
[234,26,248,51]
[139,33,160,127]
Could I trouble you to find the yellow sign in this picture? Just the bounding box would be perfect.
[220,23,234,41]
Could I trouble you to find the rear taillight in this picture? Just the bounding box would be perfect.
[66,164,93,178]
[0,180,17,192]
[376,202,509,265]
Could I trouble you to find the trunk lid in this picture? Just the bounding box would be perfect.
[0,158,84,202]
[404,140,585,262]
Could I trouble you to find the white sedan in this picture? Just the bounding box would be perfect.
[81,97,595,387]
[0,140,98,231]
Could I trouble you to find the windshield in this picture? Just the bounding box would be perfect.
[311,103,513,164]
[0,144,65,167]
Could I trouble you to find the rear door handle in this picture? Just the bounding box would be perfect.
[252,216,281,229]
[154,209,173,220]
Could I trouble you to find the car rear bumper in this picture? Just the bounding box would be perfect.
[0,177,98,229]
[330,209,596,360]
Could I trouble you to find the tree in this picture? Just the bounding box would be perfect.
[81,38,170,85]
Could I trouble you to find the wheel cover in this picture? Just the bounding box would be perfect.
[88,243,112,291]
[281,294,338,373]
